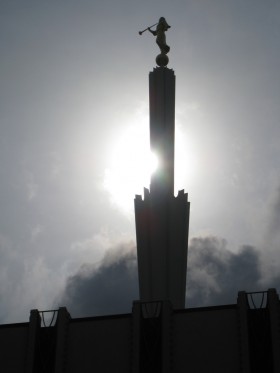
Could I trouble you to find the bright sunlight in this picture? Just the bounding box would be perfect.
[104,109,155,213]
[104,109,197,214]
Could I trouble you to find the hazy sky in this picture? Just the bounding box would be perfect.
[1,0,280,323]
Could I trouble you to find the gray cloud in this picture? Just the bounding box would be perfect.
[2,0,280,324]
[59,236,280,317]
[186,237,262,307]
[267,187,280,238]
[59,243,139,317]
[257,187,280,283]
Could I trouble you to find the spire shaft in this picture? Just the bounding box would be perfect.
[134,66,190,309]
[149,67,175,197]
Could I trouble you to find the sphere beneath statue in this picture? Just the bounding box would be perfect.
[156,53,169,67]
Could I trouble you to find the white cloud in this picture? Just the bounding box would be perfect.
[25,171,38,201]
[30,224,44,242]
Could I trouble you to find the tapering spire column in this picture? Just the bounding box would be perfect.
[149,67,175,198]
[135,22,190,308]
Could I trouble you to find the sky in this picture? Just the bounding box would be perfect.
[1,0,280,323]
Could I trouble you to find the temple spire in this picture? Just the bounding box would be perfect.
[135,24,190,309]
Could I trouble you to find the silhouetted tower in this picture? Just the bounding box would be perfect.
[135,20,190,309]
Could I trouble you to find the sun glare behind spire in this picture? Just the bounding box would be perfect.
[103,112,152,213]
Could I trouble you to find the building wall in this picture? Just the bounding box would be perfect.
[0,323,28,372]
[173,307,240,372]
[65,315,131,373]
[0,289,279,372]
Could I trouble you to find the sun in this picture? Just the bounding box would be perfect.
[104,112,157,213]
[103,111,197,215]
[174,124,197,192]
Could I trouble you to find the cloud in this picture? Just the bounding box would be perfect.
[30,224,44,243]
[187,183,280,306]
[0,233,60,323]
[258,187,280,282]
[22,170,38,201]
[58,243,139,317]
[186,237,262,307]
[270,187,280,233]
[58,235,280,318]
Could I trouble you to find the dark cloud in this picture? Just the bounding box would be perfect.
[59,236,280,317]
[186,237,262,307]
[59,244,139,317]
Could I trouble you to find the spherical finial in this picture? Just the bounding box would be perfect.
[156,53,169,67]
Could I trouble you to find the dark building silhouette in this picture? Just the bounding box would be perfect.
[1,54,280,373]
[135,67,190,310]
